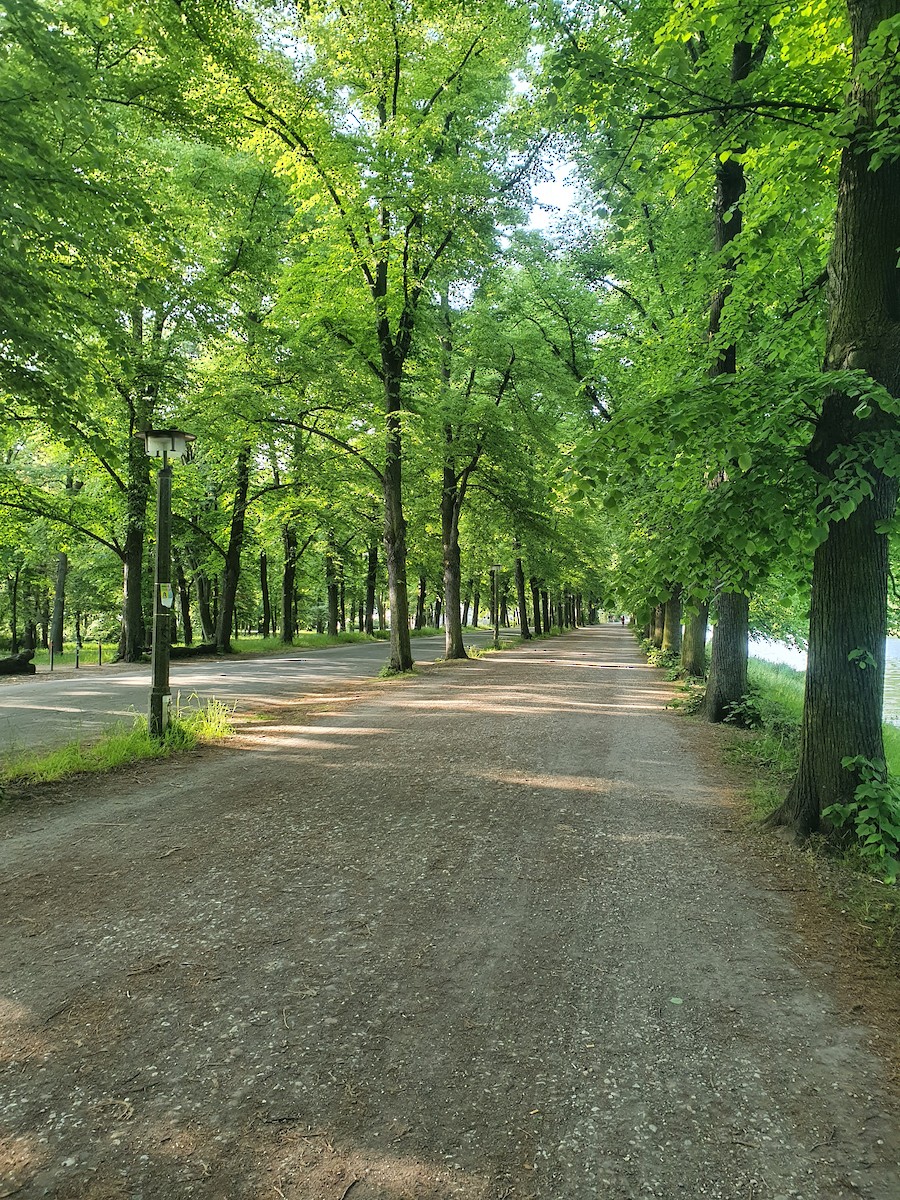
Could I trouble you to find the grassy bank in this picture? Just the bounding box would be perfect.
[0,698,233,794]
[669,655,900,958]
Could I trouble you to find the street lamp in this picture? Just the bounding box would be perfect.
[491,564,502,649]
[137,428,195,738]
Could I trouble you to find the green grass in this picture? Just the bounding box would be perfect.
[693,655,900,958]
[0,696,233,792]
[24,641,116,668]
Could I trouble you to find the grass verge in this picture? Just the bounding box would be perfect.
[0,696,233,794]
[669,656,900,960]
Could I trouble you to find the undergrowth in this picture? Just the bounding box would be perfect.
[644,638,900,951]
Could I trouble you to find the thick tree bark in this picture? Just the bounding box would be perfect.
[471,586,480,629]
[541,590,551,633]
[662,585,683,655]
[260,551,272,638]
[530,577,543,636]
[770,0,900,835]
[705,592,749,722]
[216,446,251,654]
[681,602,709,678]
[50,552,68,655]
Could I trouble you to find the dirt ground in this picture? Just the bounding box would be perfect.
[1,625,899,1200]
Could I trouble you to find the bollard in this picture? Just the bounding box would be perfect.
[49,645,54,672]
[75,642,80,669]
[98,641,102,668]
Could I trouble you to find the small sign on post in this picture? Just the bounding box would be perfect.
[160,584,174,609]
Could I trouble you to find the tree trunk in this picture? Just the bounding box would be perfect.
[414,575,427,630]
[382,395,413,672]
[118,443,151,661]
[514,556,531,640]
[441,463,467,659]
[281,526,298,643]
[260,551,272,638]
[681,602,709,678]
[662,586,683,655]
[770,0,900,833]
[50,552,68,655]
[651,604,664,649]
[499,587,510,628]
[216,446,251,654]
[705,591,749,722]
[37,587,49,649]
[530,577,543,636]
[461,580,472,629]
[7,566,20,654]
[471,586,480,629]
[700,37,758,717]
[326,541,340,638]
[541,590,551,633]
[194,566,215,644]
[365,539,378,635]
[175,551,193,646]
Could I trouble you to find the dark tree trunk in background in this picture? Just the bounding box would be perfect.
[326,542,340,638]
[365,539,378,635]
[530,577,543,636]
[471,586,480,629]
[461,580,472,629]
[514,556,531,640]
[705,592,749,722]
[702,36,761,720]
[382,395,413,672]
[434,598,442,627]
[339,579,346,632]
[681,602,709,678]
[195,565,215,644]
[175,552,193,646]
[542,590,551,633]
[651,604,664,648]
[499,587,510,628]
[441,460,468,659]
[37,588,49,649]
[260,551,272,638]
[414,575,427,630]
[281,526,298,643]
[770,0,900,835]
[216,446,251,654]
[7,566,20,654]
[662,586,683,655]
[50,552,67,655]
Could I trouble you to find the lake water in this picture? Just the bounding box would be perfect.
[750,636,900,726]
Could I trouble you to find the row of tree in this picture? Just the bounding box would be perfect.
[3,0,900,843]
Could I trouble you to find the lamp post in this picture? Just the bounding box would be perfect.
[491,564,502,649]
[138,429,195,738]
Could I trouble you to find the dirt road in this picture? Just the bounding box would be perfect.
[1,626,899,1199]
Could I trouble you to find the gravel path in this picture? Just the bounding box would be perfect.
[1,625,898,1199]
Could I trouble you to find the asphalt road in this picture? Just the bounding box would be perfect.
[0,629,499,757]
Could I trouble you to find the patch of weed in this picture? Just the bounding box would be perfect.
[0,695,233,791]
